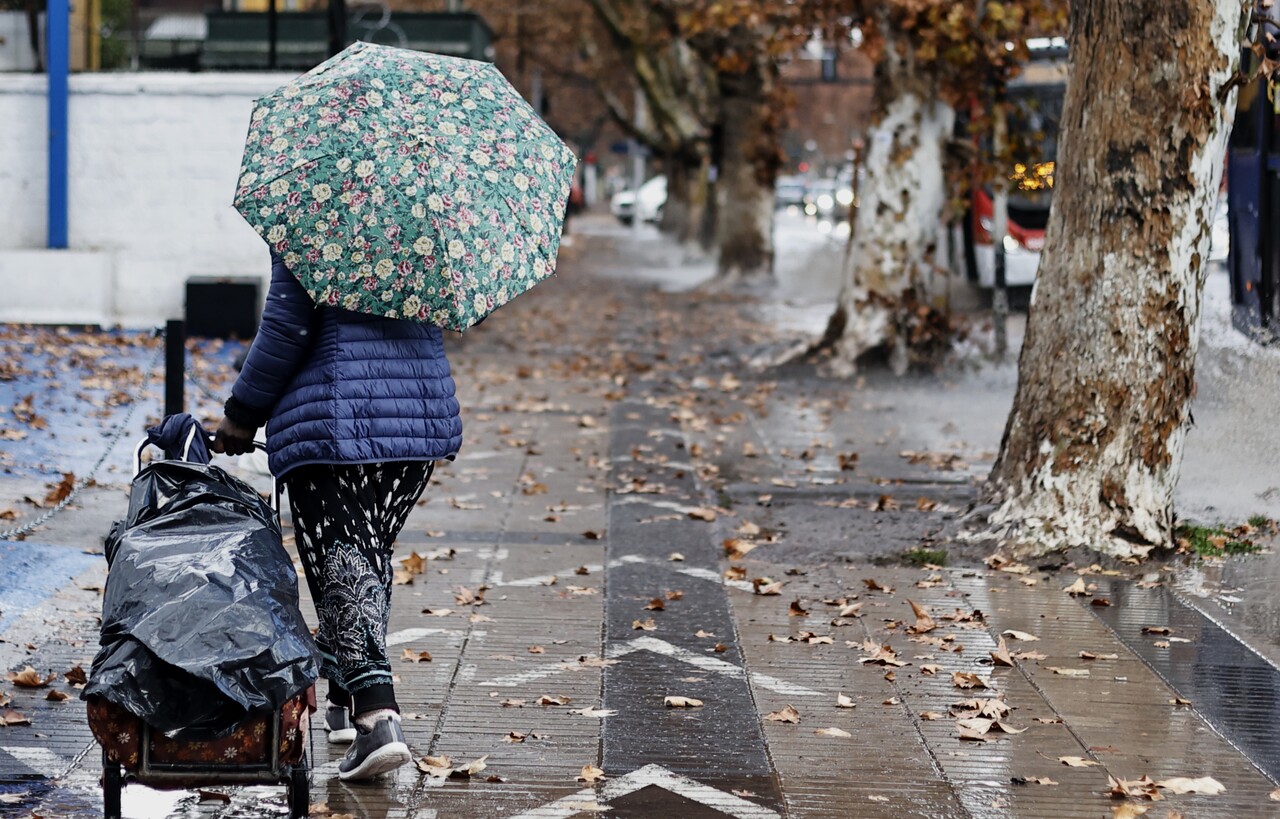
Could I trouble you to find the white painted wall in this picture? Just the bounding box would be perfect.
[0,72,296,326]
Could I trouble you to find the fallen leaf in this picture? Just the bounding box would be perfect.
[1002,630,1039,642]
[644,598,665,612]
[663,696,703,708]
[951,672,988,690]
[582,530,603,541]
[578,764,606,783]
[724,538,757,559]
[815,727,851,738]
[919,711,946,720]
[687,507,717,522]
[788,599,809,617]
[907,600,936,633]
[990,637,1015,667]
[1154,776,1225,795]
[1079,651,1119,661]
[1048,667,1090,678]
[1141,626,1173,635]
[1064,577,1092,597]
[569,707,617,717]
[197,790,232,803]
[64,665,88,686]
[1059,756,1100,767]
[450,755,488,779]
[1015,776,1058,786]
[1111,805,1149,819]
[6,667,54,688]
[500,699,526,708]
[668,552,685,561]
[632,618,656,631]
[863,578,894,594]
[45,690,70,702]
[753,578,783,595]
[538,695,571,706]
[921,664,942,675]
[1107,775,1160,800]
[765,705,801,723]
[421,608,453,617]
[401,648,432,663]
[952,697,1011,720]
[858,641,908,667]
[1,710,30,726]
[528,646,545,654]
[836,693,856,708]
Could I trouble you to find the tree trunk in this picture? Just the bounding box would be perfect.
[25,0,44,73]
[714,68,777,283]
[983,0,1246,560]
[820,52,953,375]
[661,152,712,251]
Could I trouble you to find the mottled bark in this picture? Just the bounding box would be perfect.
[662,152,713,250]
[714,68,777,282]
[983,0,1247,559]
[821,47,953,375]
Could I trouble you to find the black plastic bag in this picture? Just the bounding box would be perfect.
[84,459,318,738]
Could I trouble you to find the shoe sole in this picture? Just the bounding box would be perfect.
[338,741,411,781]
[326,727,357,744]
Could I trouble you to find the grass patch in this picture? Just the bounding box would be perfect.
[1248,514,1271,529]
[902,547,948,567]
[1176,523,1263,558]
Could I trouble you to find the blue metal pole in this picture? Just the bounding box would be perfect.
[47,0,69,250]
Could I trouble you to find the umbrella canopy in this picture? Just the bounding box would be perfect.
[233,41,578,331]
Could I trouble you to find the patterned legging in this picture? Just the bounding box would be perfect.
[284,461,433,716]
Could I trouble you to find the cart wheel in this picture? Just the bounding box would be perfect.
[102,750,123,819]
[287,755,309,819]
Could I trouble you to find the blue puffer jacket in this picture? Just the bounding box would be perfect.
[225,256,462,477]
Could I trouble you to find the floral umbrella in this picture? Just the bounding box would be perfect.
[233,41,578,331]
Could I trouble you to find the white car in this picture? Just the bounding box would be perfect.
[611,176,667,225]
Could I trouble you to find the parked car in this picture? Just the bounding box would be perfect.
[611,176,667,225]
[775,176,807,210]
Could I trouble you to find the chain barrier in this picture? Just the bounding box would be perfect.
[0,342,165,542]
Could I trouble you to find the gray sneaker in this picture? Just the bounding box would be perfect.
[337,717,411,781]
[324,705,357,744]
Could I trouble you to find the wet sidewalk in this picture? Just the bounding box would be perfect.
[2,218,1280,818]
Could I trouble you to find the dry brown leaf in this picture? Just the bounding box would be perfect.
[907,600,936,634]
[1048,667,1090,678]
[765,705,801,723]
[1107,775,1161,800]
[500,699,526,708]
[990,637,1015,667]
[951,672,988,690]
[788,599,809,617]
[416,755,454,777]
[863,578,893,594]
[919,711,946,720]
[401,648,432,663]
[538,695,571,706]
[858,641,908,667]
[1111,805,1149,819]
[577,764,606,783]
[836,693,856,708]
[421,608,453,617]
[1018,776,1058,786]
[663,696,703,708]
[450,755,489,779]
[687,507,717,522]
[815,727,851,738]
[632,618,657,631]
[528,645,545,654]
[1154,776,1225,795]
[951,697,1010,720]
[921,664,942,675]
[753,578,783,595]
[668,552,685,561]
[1002,630,1039,642]
[1,709,30,726]
[6,667,53,688]
[1064,577,1092,597]
[644,598,665,612]
[1059,756,1100,767]
[45,690,70,702]
[723,538,757,559]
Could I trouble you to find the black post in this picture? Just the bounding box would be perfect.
[267,0,278,70]
[327,0,347,58]
[164,319,185,418]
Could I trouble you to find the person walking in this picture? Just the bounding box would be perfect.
[213,253,462,781]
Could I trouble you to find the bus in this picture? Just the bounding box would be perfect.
[1227,6,1280,342]
[951,39,1067,291]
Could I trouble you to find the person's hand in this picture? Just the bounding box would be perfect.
[212,416,257,456]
